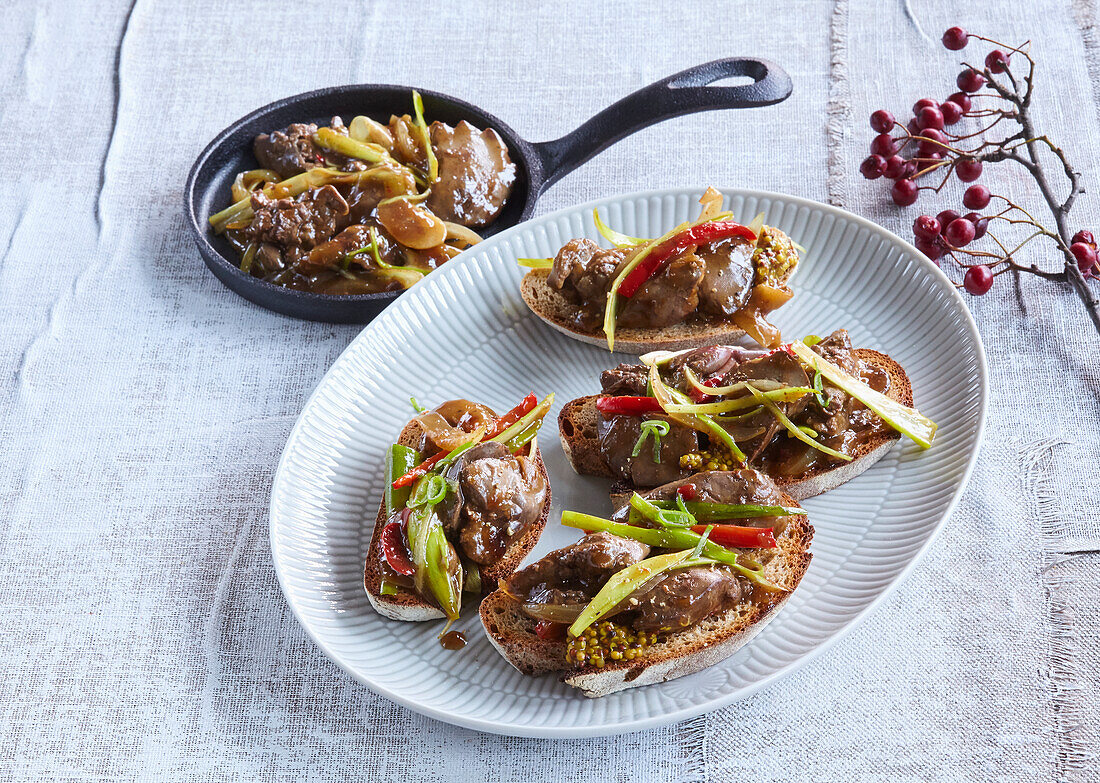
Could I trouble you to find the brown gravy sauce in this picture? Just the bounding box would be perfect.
[439,630,467,650]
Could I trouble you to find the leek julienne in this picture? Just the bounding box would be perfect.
[593,209,647,248]
[411,90,438,183]
[567,550,715,637]
[788,341,937,448]
[647,361,747,463]
[745,385,852,462]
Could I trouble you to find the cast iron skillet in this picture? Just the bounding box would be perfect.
[185,57,792,323]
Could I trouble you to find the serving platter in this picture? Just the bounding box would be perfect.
[269,187,987,737]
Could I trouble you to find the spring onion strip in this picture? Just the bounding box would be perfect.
[411,90,438,183]
[378,190,431,207]
[631,420,670,462]
[802,335,824,347]
[630,492,696,529]
[593,209,647,248]
[409,473,449,510]
[746,385,851,461]
[812,368,830,408]
[560,511,778,590]
[410,397,427,413]
[682,367,786,397]
[648,363,746,463]
[747,211,765,238]
[491,394,555,446]
[313,127,393,165]
[789,341,937,448]
[239,242,258,273]
[568,549,716,637]
[442,222,482,248]
[715,405,765,422]
[661,387,813,415]
[646,499,803,519]
[689,526,713,559]
[638,348,694,367]
[602,225,680,351]
[517,258,553,269]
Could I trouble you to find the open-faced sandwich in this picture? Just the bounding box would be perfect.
[558,330,936,501]
[365,394,554,637]
[519,188,799,353]
[480,469,812,697]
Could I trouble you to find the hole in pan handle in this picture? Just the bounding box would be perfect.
[529,57,793,194]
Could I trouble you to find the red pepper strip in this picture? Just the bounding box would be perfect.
[485,393,537,439]
[692,524,777,549]
[688,376,723,403]
[676,484,698,501]
[391,450,447,489]
[380,515,415,576]
[618,221,757,298]
[595,396,664,417]
[535,620,567,642]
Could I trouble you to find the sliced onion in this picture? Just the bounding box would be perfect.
[350,115,394,149]
[443,222,483,248]
[520,601,586,623]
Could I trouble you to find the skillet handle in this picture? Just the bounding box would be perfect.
[530,58,792,194]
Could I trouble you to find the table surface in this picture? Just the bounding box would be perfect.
[1,0,1098,781]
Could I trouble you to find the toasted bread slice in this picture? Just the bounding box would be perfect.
[558,349,911,501]
[520,269,762,354]
[479,479,813,697]
[363,420,552,621]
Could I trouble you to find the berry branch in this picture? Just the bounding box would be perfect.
[860,26,1100,334]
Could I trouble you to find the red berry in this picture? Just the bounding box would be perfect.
[915,237,944,261]
[940,100,964,125]
[1071,242,1097,273]
[964,265,994,294]
[957,68,986,93]
[883,155,906,179]
[1071,230,1095,247]
[937,209,962,232]
[942,26,969,50]
[892,178,919,206]
[907,118,922,135]
[985,50,1010,74]
[963,184,991,209]
[956,158,983,182]
[917,106,945,131]
[870,110,896,133]
[913,98,938,115]
[870,133,898,157]
[964,213,989,239]
[860,154,887,179]
[918,128,947,156]
[913,215,941,241]
[945,217,976,247]
[901,160,918,179]
[948,92,973,112]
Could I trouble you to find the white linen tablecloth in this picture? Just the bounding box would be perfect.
[1,0,1097,780]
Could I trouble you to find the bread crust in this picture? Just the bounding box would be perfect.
[479,477,813,697]
[363,418,552,621]
[558,349,912,500]
[520,269,761,354]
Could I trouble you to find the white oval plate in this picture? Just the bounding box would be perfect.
[269,188,987,737]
